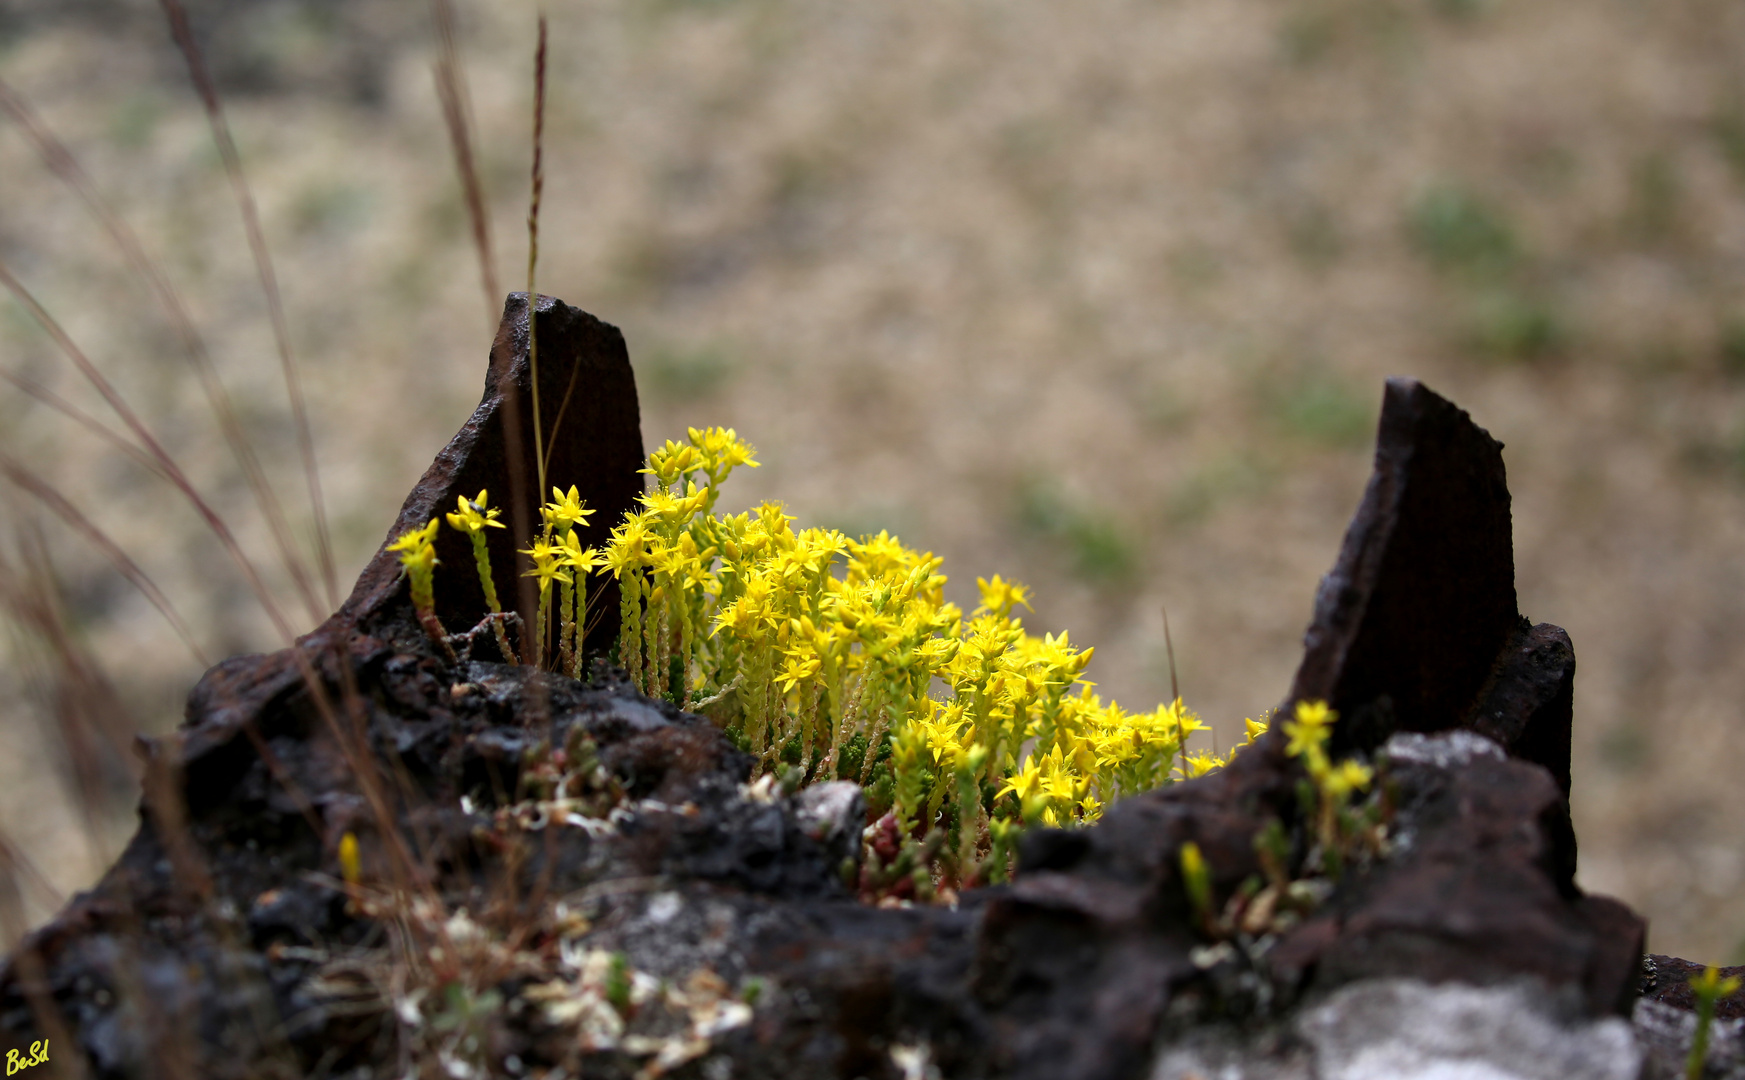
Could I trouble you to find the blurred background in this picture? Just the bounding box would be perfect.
[2,0,1744,960]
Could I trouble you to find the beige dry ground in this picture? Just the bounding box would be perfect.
[3,0,1744,961]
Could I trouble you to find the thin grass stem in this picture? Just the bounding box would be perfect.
[0,365,171,485]
[0,258,297,643]
[155,0,337,611]
[0,456,208,667]
[430,0,501,331]
[0,76,328,626]
[526,14,549,498]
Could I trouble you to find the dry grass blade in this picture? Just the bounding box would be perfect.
[431,0,501,331]
[0,74,329,628]
[527,13,550,500]
[0,278,408,904]
[0,255,298,643]
[140,7,446,912]
[0,364,171,485]
[154,0,338,613]
[0,455,208,667]
[1163,605,1189,771]
[0,833,65,923]
[0,846,83,1078]
[0,532,138,838]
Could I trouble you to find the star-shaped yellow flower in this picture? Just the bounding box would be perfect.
[446,490,504,535]
[541,485,594,532]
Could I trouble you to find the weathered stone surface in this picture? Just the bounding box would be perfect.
[1469,621,1576,797]
[1635,995,1745,1080]
[1152,979,1643,1080]
[0,650,866,1078]
[1266,731,1642,1017]
[1284,377,1575,792]
[335,292,645,657]
[1641,954,1745,1021]
[0,330,1699,1078]
[1288,378,1519,752]
[971,740,1293,1080]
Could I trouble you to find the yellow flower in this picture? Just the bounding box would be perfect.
[913,702,968,766]
[446,489,505,535]
[997,758,1045,804]
[1182,749,1222,778]
[641,439,704,488]
[975,574,1033,618]
[1283,699,1336,759]
[775,651,821,694]
[559,530,602,574]
[1692,964,1743,1002]
[640,481,709,525]
[521,540,573,594]
[1335,758,1372,795]
[541,485,594,532]
[602,543,642,580]
[1294,699,1334,729]
[387,517,441,561]
[1179,841,1212,919]
[338,831,362,888]
[688,426,760,474]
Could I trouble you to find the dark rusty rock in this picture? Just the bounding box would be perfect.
[1288,377,1520,753]
[334,292,645,659]
[1284,377,1576,792]
[1641,955,1745,1021]
[1468,621,1577,797]
[1267,731,1644,1017]
[970,743,1295,1080]
[0,346,1669,1077]
[1,649,862,1077]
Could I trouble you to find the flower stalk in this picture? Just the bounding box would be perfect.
[445,489,517,663]
[388,518,456,663]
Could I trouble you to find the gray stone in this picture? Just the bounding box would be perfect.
[1380,730,1507,771]
[1301,979,1640,1080]
[1150,979,1641,1080]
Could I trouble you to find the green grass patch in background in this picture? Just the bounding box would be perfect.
[1624,153,1684,245]
[643,343,738,403]
[1270,370,1375,448]
[1408,182,1519,280]
[290,181,375,239]
[1165,452,1275,528]
[1464,288,1565,363]
[1709,102,1745,184]
[1716,315,1745,380]
[1015,478,1139,587]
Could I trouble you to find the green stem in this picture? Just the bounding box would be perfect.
[620,571,643,691]
[1690,998,1716,1080]
[571,569,587,681]
[468,532,517,663]
[558,576,575,676]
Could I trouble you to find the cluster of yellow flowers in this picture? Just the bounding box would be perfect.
[598,426,1266,861]
[388,424,1274,882]
[390,484,602,676]
[1280,699,1377,877]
